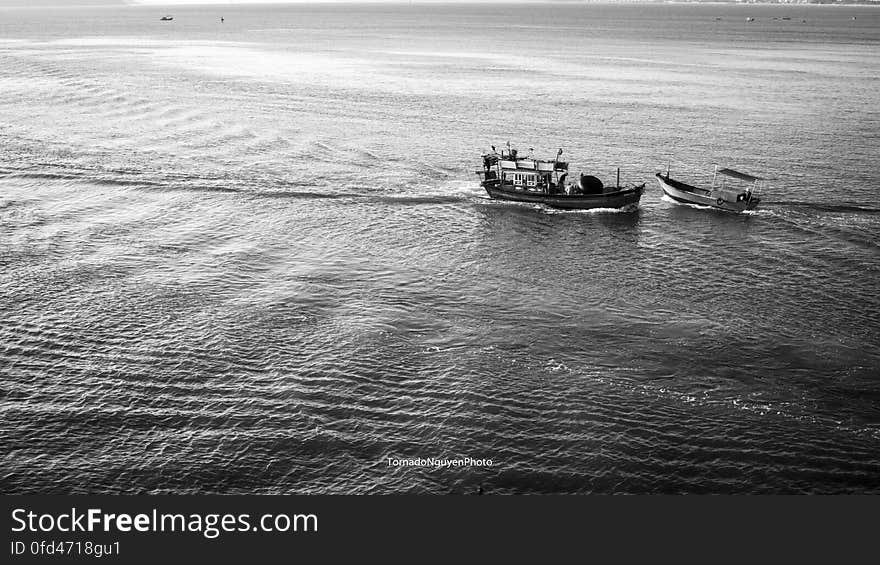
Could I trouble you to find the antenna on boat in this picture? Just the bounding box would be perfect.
[666,162,670,179]
[616,167,620,189]
[712,164,718,188]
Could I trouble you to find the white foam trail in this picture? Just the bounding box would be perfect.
[543,203,640,215]
[660,193,713,210]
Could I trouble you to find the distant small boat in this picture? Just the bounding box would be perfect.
[160,16,173,21]
[477,145,644,211]
[746,17,755,23]
[656,165,762,213]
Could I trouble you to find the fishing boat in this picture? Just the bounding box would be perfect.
[656,165,762,213]
[160,16,173,21]
[476,145,644,210]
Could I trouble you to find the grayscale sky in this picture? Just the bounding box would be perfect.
[0,0,555,5]
[0,0,533,5]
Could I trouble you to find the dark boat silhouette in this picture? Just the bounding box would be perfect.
[477,145,644,211]
[160,16,173,21]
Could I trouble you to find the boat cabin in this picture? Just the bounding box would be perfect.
[711,166,764,202]
[479,147,569,195]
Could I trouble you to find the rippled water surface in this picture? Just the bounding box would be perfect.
[2,4,879,494]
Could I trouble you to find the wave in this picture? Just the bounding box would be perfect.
[3,170,163,188]
[543,203,641,215]
[759,208,880,252]
[768,201,880,215]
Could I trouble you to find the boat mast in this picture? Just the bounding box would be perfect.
[554,148,563,186]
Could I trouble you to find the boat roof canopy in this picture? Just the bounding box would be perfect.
[717,168,762,182]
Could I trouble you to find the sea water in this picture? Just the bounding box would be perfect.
[1,3,879,493]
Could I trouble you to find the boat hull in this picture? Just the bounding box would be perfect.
[655,174,759,213]
[483,183,644,210]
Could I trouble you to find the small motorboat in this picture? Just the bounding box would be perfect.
[160,16,173,21]
[746,17,755,22]
[656,165,762,213]
[477,145,644,211]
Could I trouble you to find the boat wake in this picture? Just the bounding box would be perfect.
[767,201,880,215]
[542,203,640,215]
[757,207,880,252]
[660,193,712,210]
[605,374,880,443]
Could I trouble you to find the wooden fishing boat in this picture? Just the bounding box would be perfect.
[656,165,762,213]
[476,145,644,211]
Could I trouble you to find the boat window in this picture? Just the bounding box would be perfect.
[526,175,536,187]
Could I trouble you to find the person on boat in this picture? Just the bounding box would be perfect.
[558,173,568,194]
